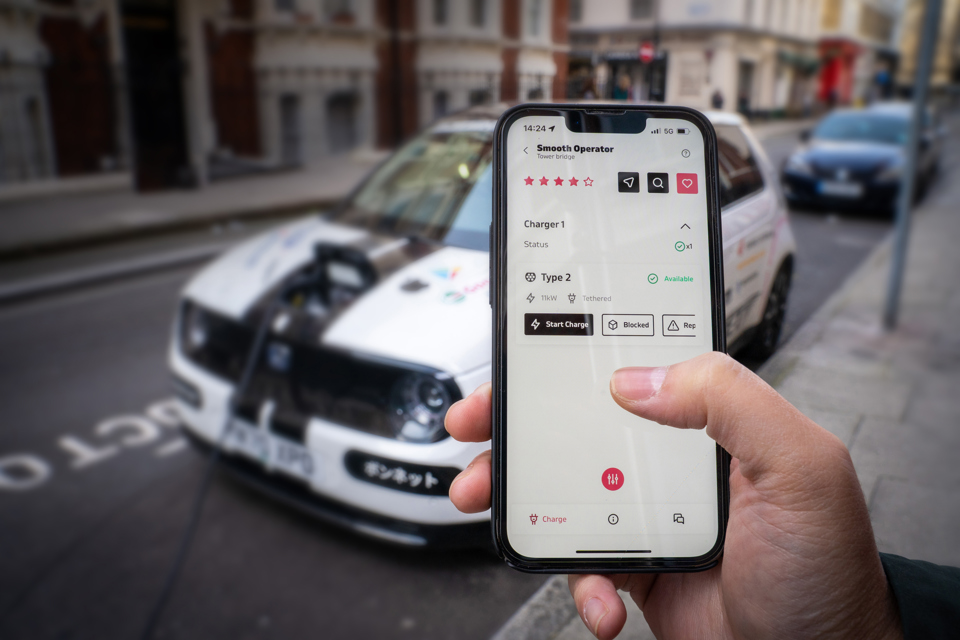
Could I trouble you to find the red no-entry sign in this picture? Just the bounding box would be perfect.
[640,41,655,64]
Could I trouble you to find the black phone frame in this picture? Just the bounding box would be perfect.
[491,103,730,573]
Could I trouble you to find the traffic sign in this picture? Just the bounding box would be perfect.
[640,41,655,64]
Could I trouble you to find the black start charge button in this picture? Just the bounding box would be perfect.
[524,314,594,336]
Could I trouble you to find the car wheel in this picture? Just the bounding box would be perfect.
[744,263,791,360]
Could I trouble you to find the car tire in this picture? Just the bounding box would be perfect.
[744,263,791,360]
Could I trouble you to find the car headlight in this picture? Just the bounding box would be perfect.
[389,373,453,443]
[875,160,904,183]
[181,302,210,352]
[785,154,813,176]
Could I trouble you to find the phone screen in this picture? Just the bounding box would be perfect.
[498,109,725,564]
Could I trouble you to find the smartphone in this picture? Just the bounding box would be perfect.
[491,105,729,573]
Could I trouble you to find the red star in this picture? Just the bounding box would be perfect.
[583,177,594,186]
[539,176,549,185]
[569,176,579,186]
[524,176,534,185]
[554,176,564,186]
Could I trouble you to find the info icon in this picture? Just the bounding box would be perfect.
[525,272,536,283]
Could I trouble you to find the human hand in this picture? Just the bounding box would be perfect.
[445,353,901,640]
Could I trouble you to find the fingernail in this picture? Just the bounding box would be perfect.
[583,598,608,637]
[612,367,667,401]
[450,461,474,491]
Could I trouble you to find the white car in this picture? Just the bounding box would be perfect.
[169,105,795,547]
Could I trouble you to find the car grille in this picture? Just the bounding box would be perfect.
[810,162,882,181]
[179,301,461,442]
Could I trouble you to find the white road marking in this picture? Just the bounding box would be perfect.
[95,416,161,447]
[58,435,119,469]
[155,438,187,457]
[0,454,52,491]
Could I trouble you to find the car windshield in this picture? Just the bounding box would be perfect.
[327,120,494,251]
[813,112,909,145]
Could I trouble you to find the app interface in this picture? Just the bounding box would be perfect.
[504,114,720,559]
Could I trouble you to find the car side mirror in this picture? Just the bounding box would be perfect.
[799,129,811,142]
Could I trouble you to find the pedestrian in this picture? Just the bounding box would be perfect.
[711,89,724,110]
[612,75,631,101]
[582,78,597,101]
[445,353,960,640]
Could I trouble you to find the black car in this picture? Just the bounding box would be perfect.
[782,103,943,215]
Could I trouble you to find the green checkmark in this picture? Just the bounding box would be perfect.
[648,273,658,284]
[675,241,685,252]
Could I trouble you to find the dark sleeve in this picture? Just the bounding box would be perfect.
[880,553,960,639]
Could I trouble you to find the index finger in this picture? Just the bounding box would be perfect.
[444,382,492,443]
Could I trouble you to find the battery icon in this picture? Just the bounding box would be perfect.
[677,128,690,135]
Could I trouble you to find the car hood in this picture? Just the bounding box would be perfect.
[800,140,903,171]
[184,216,491,377]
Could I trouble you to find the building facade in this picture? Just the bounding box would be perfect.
[567,0,821,116]
[817,0,902,105]
[0,0,568,193]
[896,0,960,94]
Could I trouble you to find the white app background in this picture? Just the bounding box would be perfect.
[505,115,721,559]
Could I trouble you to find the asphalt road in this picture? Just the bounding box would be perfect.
[0,130,896,639]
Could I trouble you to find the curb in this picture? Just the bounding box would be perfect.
[0,241,233,305]
[0,196,337,263]
[491,576,575,640]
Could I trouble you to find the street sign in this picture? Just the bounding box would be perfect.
[640,41,655,64]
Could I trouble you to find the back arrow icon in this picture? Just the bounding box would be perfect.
[524,147,528,154]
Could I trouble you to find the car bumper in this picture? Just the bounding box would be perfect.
[782,174,899,212]
[168,345,491,543]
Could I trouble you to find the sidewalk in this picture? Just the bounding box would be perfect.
[0,118,807,263]
[0,153,384,260]
[493,159,960,639]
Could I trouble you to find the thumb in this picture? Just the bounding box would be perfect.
[609,352,845,482]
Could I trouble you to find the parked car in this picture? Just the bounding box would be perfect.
[168,105,795,547]
[781,102,943,215]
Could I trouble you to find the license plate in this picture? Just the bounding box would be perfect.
[818,180,863,198]
[223,420,318,483]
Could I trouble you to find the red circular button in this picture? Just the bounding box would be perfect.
[602,467,624,491]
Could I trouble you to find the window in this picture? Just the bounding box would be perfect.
[821,0,841,30]
[433,0,447,25]
[275,0,295,11]
[279,94,301,164]
[743,0,754,24]
[570,0,582,22]
[527,0,542,36]
[327,93,358,154]
[470,0,486,27]
[630,0,653,20]
[433,91,449,120]
[764,0,773,28]
[715,124,764,207]
[468,88,490,105]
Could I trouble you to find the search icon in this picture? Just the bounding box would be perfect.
[647,172,669,193]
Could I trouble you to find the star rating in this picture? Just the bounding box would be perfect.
[527,176,593,186]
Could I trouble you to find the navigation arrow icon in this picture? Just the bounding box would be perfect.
[524,147,528,154]
[622,176,635,188]
[681,223,690,229]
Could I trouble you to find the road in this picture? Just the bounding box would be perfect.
[0,130,896,639]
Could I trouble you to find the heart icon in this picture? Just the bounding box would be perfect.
[676,173,698,194]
